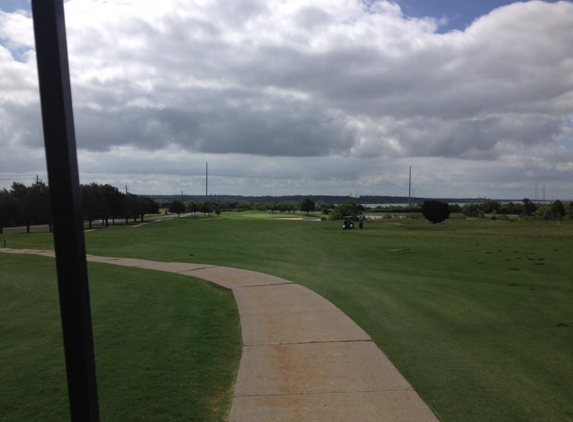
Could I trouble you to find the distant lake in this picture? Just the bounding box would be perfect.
[362,203,468,208]
[362,203,409,208]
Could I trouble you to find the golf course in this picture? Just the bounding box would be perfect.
[1,212,572,421]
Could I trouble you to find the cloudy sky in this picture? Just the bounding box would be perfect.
[1,0,572,199]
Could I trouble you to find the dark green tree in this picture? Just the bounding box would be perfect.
[100,184,124,226]
[185,201,199,216]
[300,198,315,215]
[331,199,359,220]
[421,200,450,224]
[25,181,52,232]
[81,183,105,229]
[219,201,231,211]
[140,196,159,221]
[0,188,19,234]
[535,205,553,220]
[482,200,501,214]
[551,200,566,219]
[501,202,523,215]
[125,193,146,223]
[522,198,537,216]
[269,202,280,215]
[236,201,252,211]
[200,202,213,217]
[10,183,31,232]
[254,202,267,212]
[169,200,186,217]
[462,203,483,218]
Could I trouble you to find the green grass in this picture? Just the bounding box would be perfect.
[0,253,241,422]
[2,214,573,421]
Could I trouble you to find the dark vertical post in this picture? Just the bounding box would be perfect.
[30,1,100,421]
[408,166,411,206]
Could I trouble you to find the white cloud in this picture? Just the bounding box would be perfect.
[1,0,572,198]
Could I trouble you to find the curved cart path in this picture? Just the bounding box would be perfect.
[2,248,439,422]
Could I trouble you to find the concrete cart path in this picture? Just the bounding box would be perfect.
[2,248,440,422]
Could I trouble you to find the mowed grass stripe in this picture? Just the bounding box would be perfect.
[0,253,241,422]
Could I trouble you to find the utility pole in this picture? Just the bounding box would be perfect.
[206,162,208,198]
[181,190,184,202]
[408,167,412,206]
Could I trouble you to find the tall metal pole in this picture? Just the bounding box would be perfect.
[206,162,208,198]
[408,167,412,206]
[31,1,100,421]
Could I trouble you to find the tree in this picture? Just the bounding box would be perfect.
[81,183,106,229]
[462,203,483,218]
[449,203,462,214]
[125,193,146,223]
[482,200,501,214]
[551,200,566,220]
[10,182,31,232]
[300,198,315,215]
[522,198,537,216]
[168,200,186,217]
[236,200,252,211]
[254,202,267,212]
[186,201,199,216]
[200,202,213,217]
[535,205,553,220]
[0,188,19,234]
[32,181,52,231]
[285,201,298,213]
[331,199,359,220]
[316,201,333,215]
[421,200,450,224]
[100,184,124,225]
[269,202,280,215]
[501,202,523,215]
[140,196,159,221]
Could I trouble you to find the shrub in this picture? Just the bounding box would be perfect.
[421,200,450,224]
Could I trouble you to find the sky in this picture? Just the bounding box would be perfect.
[1,0,572,200]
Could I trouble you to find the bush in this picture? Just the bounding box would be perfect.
[421,200,450,224]
[330,199,359,220]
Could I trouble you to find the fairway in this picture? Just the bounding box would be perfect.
[2,213,573,422]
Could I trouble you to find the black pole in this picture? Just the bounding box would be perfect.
[31,1,100,421]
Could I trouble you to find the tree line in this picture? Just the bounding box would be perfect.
[331,198,573,224]
[163,198,321,217]
[458,198,573,220]
[0,181,159,234]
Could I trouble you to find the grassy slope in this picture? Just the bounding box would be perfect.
[2,213,572,421]
[0,253,241,422]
